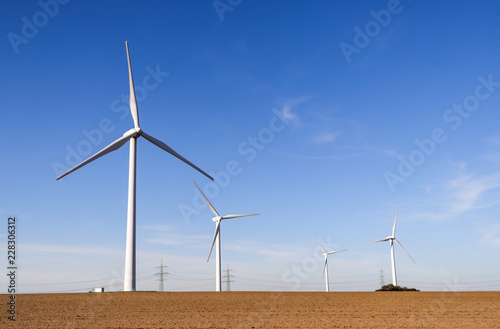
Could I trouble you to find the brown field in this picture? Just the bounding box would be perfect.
[2,291,499,328]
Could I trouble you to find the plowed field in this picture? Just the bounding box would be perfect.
[2,291,499,328]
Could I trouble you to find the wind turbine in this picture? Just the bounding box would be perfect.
[193,181,259,291]
[56,41,213,292]
[367,208,415,286]
[311,236,346,292]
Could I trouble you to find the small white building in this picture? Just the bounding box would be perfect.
[94,287,104,293]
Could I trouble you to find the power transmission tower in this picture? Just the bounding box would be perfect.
[155,259,169,292]
[222,264,235,291]
[379,267,385,286]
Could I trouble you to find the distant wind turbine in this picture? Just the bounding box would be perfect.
[193,181,259,292]
[311,236,346,292]
[367,208,415,286]
[56,41,213,292]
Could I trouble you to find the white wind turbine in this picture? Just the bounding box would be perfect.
[193,181,259,292]
[56,41,213,292]
[311,236,346,292]
[367,208,415,286]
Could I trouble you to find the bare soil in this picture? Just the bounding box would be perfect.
[2,291,499,328]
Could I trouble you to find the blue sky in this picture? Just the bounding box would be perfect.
[1,0,500,293]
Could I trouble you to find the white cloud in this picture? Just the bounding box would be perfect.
[312,131,342,145]
[281,103,298,121]
[406,166,500,221]
[478,224,500,247]
[362,145,402,159]
[144,232,210,246]
[225,241,306,261]
[444,172,500,216]
[21,243,122,256]
[223,236,344,264]
[140,224,173,232]
[143,231,210,247]
[277,150,362,161]
[277,97,311,124]
[140,224,210,246]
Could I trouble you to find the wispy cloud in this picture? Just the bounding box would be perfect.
[406,163,500,220]
[142,227,210,246]
[281,103,298,121]
[275,150,363,161]
[445,171,500,216]
[312,131,342,145]
[140,224,173,232]
[224,239,309,262]
[362,145,402,159]
[277,97,311,125]
[22,244,122,256]
[141,224,208,245]
[477,224,500,247]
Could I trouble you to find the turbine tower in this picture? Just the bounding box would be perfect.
[193,181,258,292]
[311,236,346,292]
[56,42,213,292]
[367,208,415,286]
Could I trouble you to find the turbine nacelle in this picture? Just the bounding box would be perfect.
[124,127,142,138]
[212,216,222,223]
[327,250,346,256]
[367,236,394,244]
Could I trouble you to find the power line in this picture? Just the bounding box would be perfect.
[154,259,169,292]
[11,267,500,293]
[379,268,385,286]
[222,264,235,291]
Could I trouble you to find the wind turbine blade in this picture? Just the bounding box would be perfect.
[367,238,389,244]
[193,180,219,217]
[311,236,327,254]
[125,41,140,129]
[207,220,220,262]
[56,129,136,180]
[392,207,399,237]
[141,131,214,181]
[327,249,347,255]
[322,257,327,278]
[222,214,259,220]
[395,239,416,263]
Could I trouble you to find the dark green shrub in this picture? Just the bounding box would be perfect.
[376,284,419,291]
